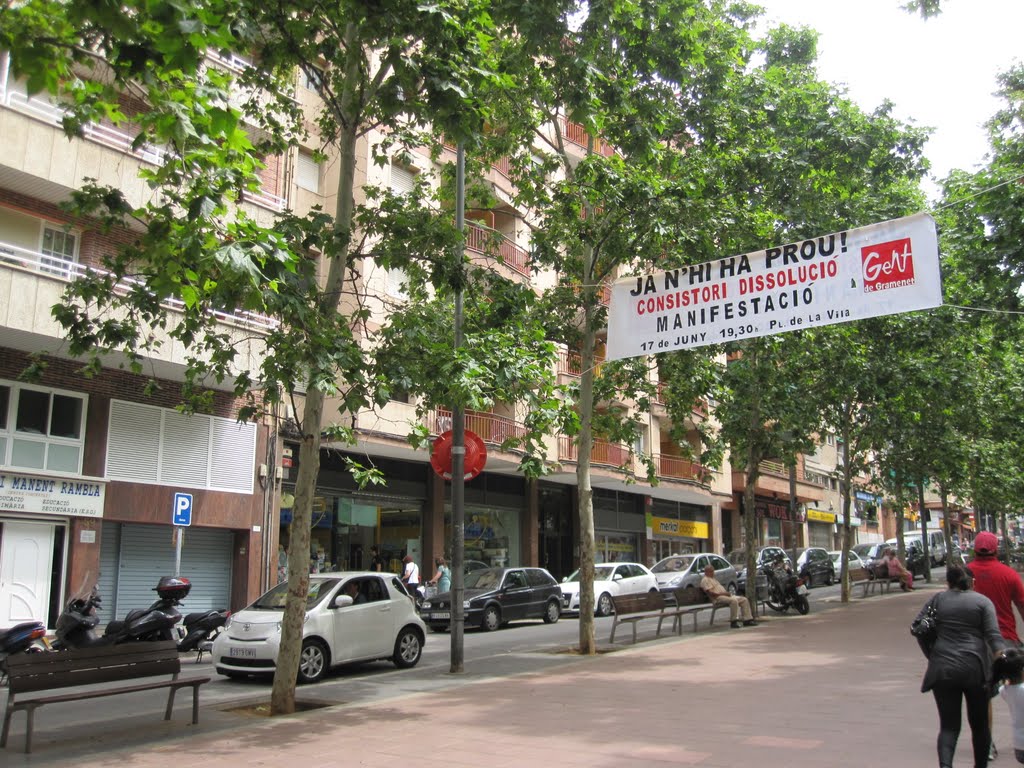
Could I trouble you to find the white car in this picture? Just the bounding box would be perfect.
[213,572,426,683]
[560,562,658,617]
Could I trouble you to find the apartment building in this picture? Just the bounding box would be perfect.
[0,51,275,627]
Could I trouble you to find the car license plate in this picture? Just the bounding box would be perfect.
[429,612,450,620]
[229,647,257,658]
[796,584,808,595]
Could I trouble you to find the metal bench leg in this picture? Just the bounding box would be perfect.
[631,622,638,644]
[165,687,177,720]
[1,702,13,747]
[192,684,201,725]
[24,705,36,754]
[609,622,617,644]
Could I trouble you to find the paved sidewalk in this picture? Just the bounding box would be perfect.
[3,583,1005,767]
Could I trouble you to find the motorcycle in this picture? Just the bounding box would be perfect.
[175,608,230,660]
[54,576,192,649]
[763,555,810,615]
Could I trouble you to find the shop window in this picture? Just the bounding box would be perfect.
[0,381,86,473]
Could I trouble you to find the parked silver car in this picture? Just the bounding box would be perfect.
[651,553,737,603]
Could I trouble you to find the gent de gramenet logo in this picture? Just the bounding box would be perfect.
[861,237,915,293]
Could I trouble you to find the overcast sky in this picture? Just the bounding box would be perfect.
[754,0,1024,198]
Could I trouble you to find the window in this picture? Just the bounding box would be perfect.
[40,225,78,277]
[389,164,416,196]
[296,152,321,193]
[385,267,409,300]
[0,382,87,473]
[300,67,323,91]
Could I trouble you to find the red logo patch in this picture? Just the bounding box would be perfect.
[861,237,915,293]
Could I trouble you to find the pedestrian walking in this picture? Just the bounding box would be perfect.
[401,554,421,593]
[370,545,384,572]
[992,647,1024,764]
[699,564,757,628]
[968,530,1024,759]
[915,564,1008,768]
[428,557,452,593]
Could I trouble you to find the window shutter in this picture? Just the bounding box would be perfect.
[210,418,256,493]
[296,152,320,192]
[106,401,161,482]
[390,164,415,195]
[159,410,211,487]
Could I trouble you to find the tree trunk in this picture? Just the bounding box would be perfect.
[576,252,597,655]
[839,418,853,603]
[918,478,930,582]
[270,23,360,714]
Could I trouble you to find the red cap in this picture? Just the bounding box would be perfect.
[974,531,998,556]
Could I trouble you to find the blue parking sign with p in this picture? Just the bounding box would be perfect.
[173,492,193,526]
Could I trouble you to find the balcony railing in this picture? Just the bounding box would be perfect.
[758,460,828,487]
[0,239,278,331]
[557,116,616,158]
[656,454,711,484]
[0,66,285,213]
[465,223,530,277]
[557,437,629,467]
[425,408,528,445]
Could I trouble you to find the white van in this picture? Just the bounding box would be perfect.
[887,529,947,567]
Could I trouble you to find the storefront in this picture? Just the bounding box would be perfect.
[0,469,104,628]
[753,496,804,550]
[805,508,836,548]
[593,489,645,564]
[646,499,712,564]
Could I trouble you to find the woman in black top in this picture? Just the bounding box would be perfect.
[916,565,1007,768]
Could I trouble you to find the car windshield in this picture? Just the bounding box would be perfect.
[250,578,341,610]
[852,544,872,557]
[653,556,695,573]
[565,565,616,582]
[726,551,746,566]
[465,568,503,590]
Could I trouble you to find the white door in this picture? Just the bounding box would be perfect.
[0,521,55,627]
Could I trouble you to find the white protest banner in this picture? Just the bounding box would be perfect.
[606,213,940,361]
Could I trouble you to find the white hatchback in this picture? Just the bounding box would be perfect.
[213,572,426,683]
[560,562,658,616]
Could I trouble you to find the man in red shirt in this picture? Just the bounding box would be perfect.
[970,531,1024,643]
[968,530,1024,761]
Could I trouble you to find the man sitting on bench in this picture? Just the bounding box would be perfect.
[700,564,758,629]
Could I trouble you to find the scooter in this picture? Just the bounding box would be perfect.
[0,620,48,683]
[54,576,192,649]
[175,608,230,661]
[763,555,810,615]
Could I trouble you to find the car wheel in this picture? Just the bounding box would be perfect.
[727,582,737,596]
[543,599,561,624]
[825,569,834,586]
[392,627,423,668]
[297,638,328,684]
[482,605,502,631]
[804,571,813,589]
[596,592,614,617]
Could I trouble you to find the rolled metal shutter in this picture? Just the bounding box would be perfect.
[107,523,233,619]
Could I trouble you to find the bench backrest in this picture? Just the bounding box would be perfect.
[4,640,180,695]
[611,591,665,615]
[673,587,710,606]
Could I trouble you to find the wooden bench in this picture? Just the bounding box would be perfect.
[663,587,727,634]
[609,592,671,643]
[1,640,209,754]
[854,575,902,598]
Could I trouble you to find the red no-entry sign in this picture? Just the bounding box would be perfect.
[430,430,487,481]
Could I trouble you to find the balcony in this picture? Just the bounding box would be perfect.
[557,116,616,158]
[758,460,828,487]
[0,239,277,331]
[656,454,711,484]
[0,61,285,213]
[425,408,528,446]
[465,223,530,277]
[557,437,629,468]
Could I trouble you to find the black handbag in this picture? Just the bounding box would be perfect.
[911,600,939,655]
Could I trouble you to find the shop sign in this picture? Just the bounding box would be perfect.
[0,470,105,518]
[649,515,709,539]
[806,508,836,523]
[753,498,804,523]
